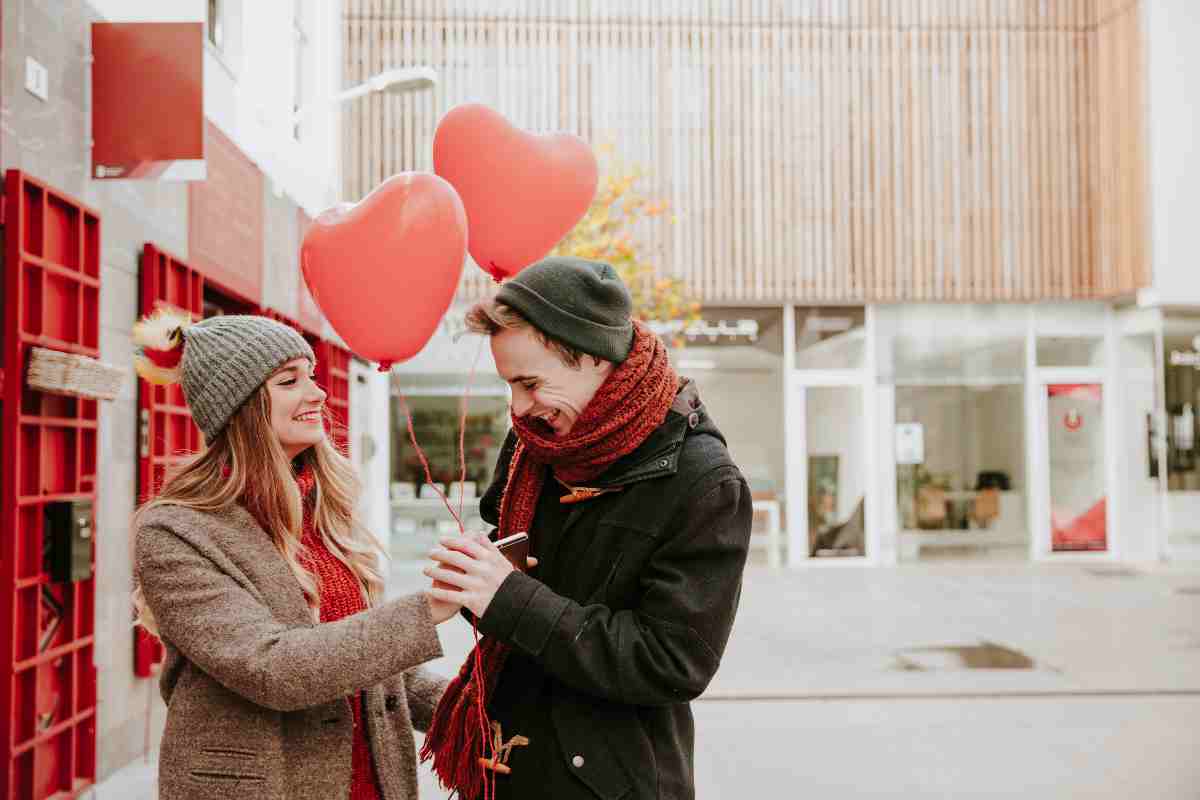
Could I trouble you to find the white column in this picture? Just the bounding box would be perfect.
[349,362,392,556]
[1024,308,1045,559]
[782,304,806,566]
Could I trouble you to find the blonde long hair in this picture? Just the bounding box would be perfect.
[133,385,386,635]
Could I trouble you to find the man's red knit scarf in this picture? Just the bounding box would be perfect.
[420,321,678,799]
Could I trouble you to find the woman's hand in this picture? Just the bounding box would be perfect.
[424,535,531,618]
[425,589,462,625]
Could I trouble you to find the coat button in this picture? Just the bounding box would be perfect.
[688,411,700,428]
[385,695,400,711]
[572,755,585,768]
[658,459,669,468]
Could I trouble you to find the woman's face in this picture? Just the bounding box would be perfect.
[266,357,327,458]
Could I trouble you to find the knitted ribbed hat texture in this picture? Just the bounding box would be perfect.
[179,315,315,440]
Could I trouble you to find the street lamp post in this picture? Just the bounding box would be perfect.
[291,65,436,126]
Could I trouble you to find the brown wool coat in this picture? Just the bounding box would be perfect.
[134,503,448,800]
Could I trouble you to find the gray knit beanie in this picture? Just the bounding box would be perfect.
[134,313,316,440]
[178,316,315,439]
[496,256,635,364]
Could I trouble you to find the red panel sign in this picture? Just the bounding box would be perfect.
[188,121,264,304]
[91,23,204,180]
[297,210,325,334]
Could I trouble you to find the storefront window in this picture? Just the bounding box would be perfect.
[388,393,509,561]
[1163,315,1200,556]
[664,308,784,562]
[878,305,1028,560]
[1036,336,1105,367]
[1164,319,1200,489]
[795,307,865,370]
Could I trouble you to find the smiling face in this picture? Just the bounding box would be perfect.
[266,357,327,458]
[491,326,613,437]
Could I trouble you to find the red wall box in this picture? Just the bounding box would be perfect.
[91,23,205,180]
[1,170,101,799]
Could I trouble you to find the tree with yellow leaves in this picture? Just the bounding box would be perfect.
[551,146,700,345]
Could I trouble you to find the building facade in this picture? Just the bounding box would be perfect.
[0,1,394,796]
[342,0,1200,568]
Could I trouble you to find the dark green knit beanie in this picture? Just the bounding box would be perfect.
[496,256,635,364]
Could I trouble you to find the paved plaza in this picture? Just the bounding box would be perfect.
[93,559,1200,798]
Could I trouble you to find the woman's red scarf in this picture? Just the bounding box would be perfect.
[420,321,678,799]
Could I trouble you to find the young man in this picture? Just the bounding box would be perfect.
[423,256,752,800]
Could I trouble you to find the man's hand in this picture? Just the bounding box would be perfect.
[424,535,527,618]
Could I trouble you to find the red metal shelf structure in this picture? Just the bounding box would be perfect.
[1,170,102,799]
[138,244,204,504]
[134,244,207,680]
[308,338,352,455]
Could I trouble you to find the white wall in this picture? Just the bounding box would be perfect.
[89,0,341,216]
[1145,0,1200,304]
[88,0,203,22]
[1117,333,1162,561]
[236,0,341,215]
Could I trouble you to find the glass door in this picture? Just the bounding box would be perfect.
[787,372,874,563]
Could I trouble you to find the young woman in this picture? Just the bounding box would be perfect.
[131,311,456,800]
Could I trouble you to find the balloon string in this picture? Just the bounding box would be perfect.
[397,392,463,532]
[395,333,487,535]
[460,334,494,800]
[457,335,486,525]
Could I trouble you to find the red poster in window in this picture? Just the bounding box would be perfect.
[297,210,324,334]
[91,23,205,180]
[1047,383,1107,552]
[188,121,264,303]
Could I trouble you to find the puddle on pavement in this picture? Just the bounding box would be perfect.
[892,641,1036,671]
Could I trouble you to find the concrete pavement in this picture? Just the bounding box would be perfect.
[405,559,1200,798]
[89,559,1200,798]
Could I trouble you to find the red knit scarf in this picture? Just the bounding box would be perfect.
[420,322,678,799]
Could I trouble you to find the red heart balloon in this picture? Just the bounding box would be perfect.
[433,103,598,281]
[301,173,466,370]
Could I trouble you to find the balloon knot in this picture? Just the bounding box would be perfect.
[488,262,506,283]
[377,361,393,372]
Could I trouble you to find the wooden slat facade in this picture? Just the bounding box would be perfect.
[342,0,1149,305]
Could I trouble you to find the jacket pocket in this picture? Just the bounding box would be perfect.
[188,747,266,787]
[550,694,646,800]
[583,553,624,606]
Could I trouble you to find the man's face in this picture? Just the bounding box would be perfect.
[491,325,612,437]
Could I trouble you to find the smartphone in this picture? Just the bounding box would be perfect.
[495,532,530,572]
